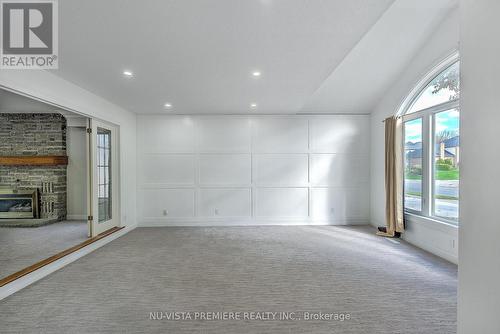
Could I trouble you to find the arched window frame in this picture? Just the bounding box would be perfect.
[400,51,460,225]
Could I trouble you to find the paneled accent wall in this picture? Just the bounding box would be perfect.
[137,115,369,226]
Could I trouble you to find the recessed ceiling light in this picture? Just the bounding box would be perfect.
[250,103,258,109]
[123,70,133,77]
[164,103,173,109]
[252,71,261,77]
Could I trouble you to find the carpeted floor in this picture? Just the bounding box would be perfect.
[0,220,88,279]
[0,226,457,333]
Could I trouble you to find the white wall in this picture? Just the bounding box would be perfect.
[66,126,87,220]
[0,70,137,228]
[370,8,459,263]
[458,1,500,333]
[137,115,370,226]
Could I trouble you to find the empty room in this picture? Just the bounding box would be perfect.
[0,1,499,333]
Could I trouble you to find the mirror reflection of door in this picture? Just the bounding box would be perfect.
[97,128,112,224]
[89,120,119,237]
[0,88,92,283]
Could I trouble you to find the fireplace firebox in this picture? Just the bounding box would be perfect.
[0,189,39,219]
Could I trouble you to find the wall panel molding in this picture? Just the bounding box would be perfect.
[138,115,370,225]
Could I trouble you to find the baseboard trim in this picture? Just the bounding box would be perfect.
[139,219,369,227]
[0,224,136,300]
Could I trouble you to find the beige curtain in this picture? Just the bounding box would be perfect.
[377,116,404,237]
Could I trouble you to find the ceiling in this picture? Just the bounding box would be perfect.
[49,0,456,114]
[303,0,458,113]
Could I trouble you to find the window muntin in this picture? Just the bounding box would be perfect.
[407,62,460,114]
[404,118,423,212]
[402,58,460,225]
[97,127,112,223]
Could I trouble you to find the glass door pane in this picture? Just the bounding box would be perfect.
[433,109,460,222]
[404,118,423,212]
[97,127,112,222]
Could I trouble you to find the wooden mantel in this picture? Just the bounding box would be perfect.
[0,156,68,166]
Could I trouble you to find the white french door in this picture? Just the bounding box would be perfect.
[87,119,120,237]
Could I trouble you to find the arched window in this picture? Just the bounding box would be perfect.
[402,55,460,224]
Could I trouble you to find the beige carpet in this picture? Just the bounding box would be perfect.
[0,220,88,279]
[0,226,457,333]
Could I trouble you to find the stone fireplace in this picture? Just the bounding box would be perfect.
[0,114,67,222]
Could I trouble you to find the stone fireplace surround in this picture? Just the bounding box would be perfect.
[0,114,67,222]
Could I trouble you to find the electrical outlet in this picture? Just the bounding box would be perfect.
[214,208,219,215]
[163,209,168,216]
